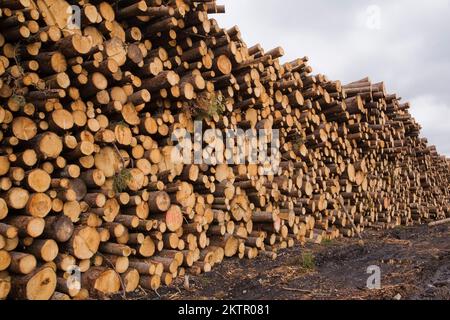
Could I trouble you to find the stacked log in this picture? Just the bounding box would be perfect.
[0,0,448,300]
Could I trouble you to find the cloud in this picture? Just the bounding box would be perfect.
[214,0,450,156]
[410,96,450,155]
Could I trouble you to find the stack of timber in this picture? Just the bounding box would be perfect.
[0,0,448,300]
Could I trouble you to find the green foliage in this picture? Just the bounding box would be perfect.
[301,252,316,270]
[287,252,316,271]
[113,169,132,193]
[116,120,130,128]
[292,138,305,150]
[193,92,226,120]
[11,94,26,108]
[322,239,334,246]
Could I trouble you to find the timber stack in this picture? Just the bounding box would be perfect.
[0,0,449,300]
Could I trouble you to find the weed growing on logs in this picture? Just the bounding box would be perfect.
[113,169,132,193]
[192,92,225,120]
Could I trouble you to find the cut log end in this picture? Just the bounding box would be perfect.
[12,267,56,300]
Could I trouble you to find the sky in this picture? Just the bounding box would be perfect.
[214,0,450,156]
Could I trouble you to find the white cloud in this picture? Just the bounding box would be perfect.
[410,96,450,156]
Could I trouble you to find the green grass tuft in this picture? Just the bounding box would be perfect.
[301,252,316,270]
[287,252,316,271]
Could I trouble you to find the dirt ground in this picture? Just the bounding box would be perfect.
[125,224,450,300]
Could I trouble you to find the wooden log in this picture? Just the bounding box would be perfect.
[0,271,11,300]
[429,218,450,227]
[10,266,56,300]
[25,193,52,218]
[66,227,100,260]
[81,267,120,296]
[0,250,11,271]
[121,268,139,292]
[43,216,74,243]
[5,216,44,238]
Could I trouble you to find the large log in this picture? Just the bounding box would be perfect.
[81,267,120,296]
[10,266,56,300]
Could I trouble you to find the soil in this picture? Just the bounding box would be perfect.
[122,224,450,300]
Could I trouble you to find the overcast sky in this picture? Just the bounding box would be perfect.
[215,0,450,156]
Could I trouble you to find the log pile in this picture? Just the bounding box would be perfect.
[0,0,449,300]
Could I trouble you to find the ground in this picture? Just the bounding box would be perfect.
[122,224,450,300]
